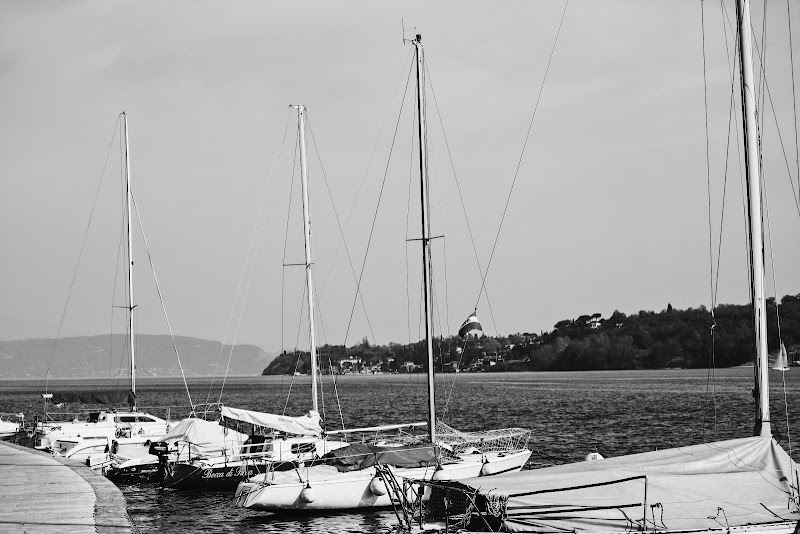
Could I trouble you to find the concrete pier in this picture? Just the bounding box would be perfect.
[0,440,132,533]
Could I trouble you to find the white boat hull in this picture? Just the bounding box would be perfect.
[476,449,531,476]
[235,449,531,511]
[236,468,390,510]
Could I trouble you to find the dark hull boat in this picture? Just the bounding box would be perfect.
[162,458,298,490]
[162,460,266,490]
[151,410,348,491]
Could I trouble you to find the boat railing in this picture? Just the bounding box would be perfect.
[35,403,222,426]
[435,422,532,454]
[326,421,428,445]
[234,448,276,461]
[0,412,24,424]
[166,439,278,464]
[401,474,652,533]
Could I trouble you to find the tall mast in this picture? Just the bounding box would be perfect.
[735,0,770,437]
[122,111,136,411]
[293,105,319,414]
[413,35,437,445]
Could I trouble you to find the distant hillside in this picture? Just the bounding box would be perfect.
[0,334,274,378]
[261,294,800,374]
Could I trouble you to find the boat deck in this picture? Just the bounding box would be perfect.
[0,440,132,533]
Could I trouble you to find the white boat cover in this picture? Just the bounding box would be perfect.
[0,420,20,436]
[161,418,248,457]
[220,406,321,437]
[435,436,799,532]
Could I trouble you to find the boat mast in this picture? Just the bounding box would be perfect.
[735,0,770,437]
[293,105,319,414]
[412,35,437,445]
[122,111,137,411]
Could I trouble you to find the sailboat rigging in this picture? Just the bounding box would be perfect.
[233,36,532,513]
[415,33,437,446]
[34,112,171,464]
[149,105,351,490]
[124,110,138,412]
[297,104,321,415]
[398,2,800,532]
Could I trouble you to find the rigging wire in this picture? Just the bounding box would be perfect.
[762,164,794,463]
[327,358,346,431]
[742,5,800,218]
[281,119,300,358]
[748,0,794,455]
[784,0,799,469]
[788,0,800,197]
[744,4,799,457]
[110,221,125,381]
[700,0,718,443]
[282,283,309,416]
[719,1,752,307]
[317,325,327,429]
[473,0,570,316]
[40,115,121,393]
[728,3,796,452]
[424,64,499,336]
[749,0,795,461]
[293,283,309,369]
[305,116,376,342]
[726,3,762,428]
[122,116,135,399]
[206,110,293,408]
[313,48,414,344]
[112,125,129,387]
[130,193,194,411]
[756,0,769,127]
[703,0,753,438]
[405,98,417,350]
[419,108,455,411]
[205,112,293,410]
[283,352,302,416]
[425,113,450,341]
[441,335,470,419]
[759,85,800,218]
[343,60,415,346]
[310,265,336,426]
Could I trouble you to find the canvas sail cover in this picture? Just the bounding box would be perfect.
[429,436,799,532]
[320,442,438,472]
[458,312,483,338]
[220,406,321,437]
[161,417,248,457]
[51,390,135,405]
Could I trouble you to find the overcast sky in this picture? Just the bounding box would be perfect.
[2,1,799,353]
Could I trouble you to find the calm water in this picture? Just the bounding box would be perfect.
[1,369,798,533]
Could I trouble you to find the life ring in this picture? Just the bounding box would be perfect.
[110,440,119,455]
[115,428,123,438]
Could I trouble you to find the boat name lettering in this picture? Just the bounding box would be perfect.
[201,466,254,479]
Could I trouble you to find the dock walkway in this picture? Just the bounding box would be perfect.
[0,440,132,533]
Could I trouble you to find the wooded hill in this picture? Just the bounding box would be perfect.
[263,294,800,374]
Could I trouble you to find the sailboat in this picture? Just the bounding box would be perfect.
[398,2,800,532]
[233,36,532,513]
[149,104,357,490]
[36,112,170,464]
